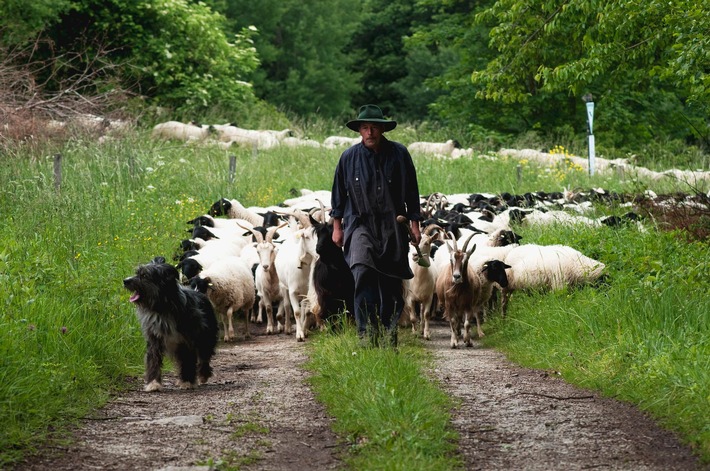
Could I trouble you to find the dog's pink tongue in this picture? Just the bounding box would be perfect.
[129,292,140,303]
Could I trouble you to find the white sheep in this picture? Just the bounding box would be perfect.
[190,255,256,342]
[213,124,281,150]
[151,121,213,142]
[499,244,606,316]
[281,136,321,148]
[323,135,361,149]
[208,198,266,227]
[177,235,248,281]
[408,139,461,157]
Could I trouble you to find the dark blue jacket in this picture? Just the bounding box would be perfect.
[330,138,421,279]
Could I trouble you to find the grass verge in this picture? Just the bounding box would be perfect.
[305,326,463,471]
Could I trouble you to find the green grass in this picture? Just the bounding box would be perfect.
[0,130,708,467]
[305,327,462,471]
[483,224,710,458]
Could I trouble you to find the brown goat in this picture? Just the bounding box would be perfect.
[434,233,480,348]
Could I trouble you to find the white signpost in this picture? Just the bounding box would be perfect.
[584,95,596,176]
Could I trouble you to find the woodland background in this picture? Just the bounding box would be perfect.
[1,0,709,162]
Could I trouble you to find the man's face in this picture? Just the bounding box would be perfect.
[359,122,384,151]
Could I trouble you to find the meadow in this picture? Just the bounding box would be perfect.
[0,129,708,467]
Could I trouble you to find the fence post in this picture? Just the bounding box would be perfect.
[229,155,236,183]
[53,153,62,192]
[128,155,135,178]
[516,163,522,185]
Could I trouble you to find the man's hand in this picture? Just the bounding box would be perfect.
[410,220,421,246]
[332,217,344,248]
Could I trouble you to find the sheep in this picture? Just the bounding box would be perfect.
[404,224,444,340]
[499,244,606,316]
[407,139,461,157]
[213,124,282,150]
[281,190,333,211]
[274,211,318,341]
[323,135,361,149]
[462,227,522,250]
[281,136,321,148]
[434,234,511,348]
[151,121,213,142]
[451,147,473,159]
[208,198,268,227]
[190,255,256,342]
[177,235,248,280]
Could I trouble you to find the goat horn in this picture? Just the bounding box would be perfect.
[294,209,311,228]
[265,226,279,243]
[423,224,443,237]
[461,233,475,254]
[315,198,327,223]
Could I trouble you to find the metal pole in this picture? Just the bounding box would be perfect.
[229,155,236,183]
[53,153,62,192]
[586,100,595,176]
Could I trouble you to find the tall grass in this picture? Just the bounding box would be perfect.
[306,328,461,471]
[0,129,708,467]
[485,224,710,457]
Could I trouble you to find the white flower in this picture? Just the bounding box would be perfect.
[146,167,155,173]
[146,185,156,191]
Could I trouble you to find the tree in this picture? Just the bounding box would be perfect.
[14,0,260,114]
[0,0,72,46]
[219,0,362,117]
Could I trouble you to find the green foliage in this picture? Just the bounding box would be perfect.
[0,0,73,45]
[30,0,259,113]
[0,107,709,466]
[129,0,260,113]
[469,0,710,149]
[220,0,362,117]
[484,224,710,457]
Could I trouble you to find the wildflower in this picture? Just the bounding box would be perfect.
[60,326,67,334]
[146,167,155,173]
[146,185,156,191]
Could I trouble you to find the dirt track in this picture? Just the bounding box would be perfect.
[19,320,706,470]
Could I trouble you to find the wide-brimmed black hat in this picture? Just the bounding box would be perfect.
[346,104,397,132]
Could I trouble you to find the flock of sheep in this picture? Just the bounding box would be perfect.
[151,120,475,157]
[173,187,622,348]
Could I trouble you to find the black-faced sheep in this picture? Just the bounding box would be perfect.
[500,244,606,316]
[190,255,256,342]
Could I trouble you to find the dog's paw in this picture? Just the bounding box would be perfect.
[177,380,195,390]
[144,380,163,392]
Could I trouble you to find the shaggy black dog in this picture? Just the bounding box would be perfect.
[123,257,218,392]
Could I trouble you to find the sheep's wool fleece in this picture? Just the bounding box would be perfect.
[330,138,421,279]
